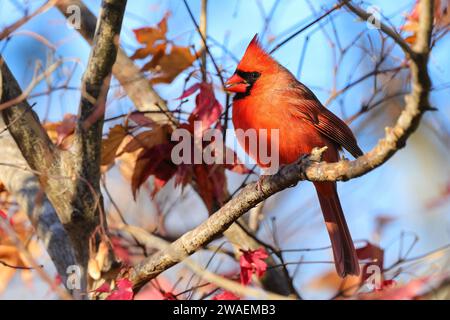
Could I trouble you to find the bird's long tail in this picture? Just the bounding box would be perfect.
[314,181,360,277]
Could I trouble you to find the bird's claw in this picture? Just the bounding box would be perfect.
[255,175,266,193]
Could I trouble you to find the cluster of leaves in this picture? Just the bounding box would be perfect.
[101,81,248,212]
[131,13,197,84]
[96,278,134,300]
[212,247,269,301]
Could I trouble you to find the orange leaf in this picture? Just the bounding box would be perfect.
[131,13,169,60]
[120,125,170,155]
[0,245,26,294]
[307,270,360,295]
[88,258,101,280]
[44,113,77,150]
[95,241,109,272]
[101,125,128,166]
[149,46,197,84]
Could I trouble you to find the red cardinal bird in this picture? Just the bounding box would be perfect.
[225,35,362,277]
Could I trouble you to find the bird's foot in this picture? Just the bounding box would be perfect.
[255,175,267,193]
[295,153,311,165]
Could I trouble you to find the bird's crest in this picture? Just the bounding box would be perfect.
[237,34,278,73]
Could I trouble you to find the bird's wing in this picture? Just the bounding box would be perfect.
[315,108,363,158]
[287,83,363,158]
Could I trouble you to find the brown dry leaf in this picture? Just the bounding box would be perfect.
[95,241,109,272]
[88,258,101,281]
[148,46,197,84]
[101,125,128,166]
[119,125,170,155]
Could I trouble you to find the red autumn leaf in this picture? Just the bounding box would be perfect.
[94,282,111,293]
[111,237,131,265]
[105,278,134,300]
[188,82,223,131]
[209,165,229,207]
[356,242,384,282]
[177,83,201,100]
[0,210,6,219]
[173,163,229,212]
[163,292,177,300]
[193,164,216,212]
[212,291,240,300]
[134,277,175,300]
[131,143,176,199]
[375,279,397,291]
[239,247,269,285]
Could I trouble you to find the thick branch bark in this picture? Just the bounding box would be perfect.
[1,0,127,295]
[65,0,127,264]
[0,132,76,284]
[0,66,75,289]
[128,0,434,290]
[0,61,58,176]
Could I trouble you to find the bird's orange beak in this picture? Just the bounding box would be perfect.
[225,73,249,93]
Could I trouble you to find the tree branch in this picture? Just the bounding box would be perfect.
[61,0,127,275]
[0,60,58,178]
[128,0,434,290]
[0,134,76,284]
[342,1,415,57]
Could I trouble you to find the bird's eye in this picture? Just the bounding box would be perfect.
[250,72,260,80]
